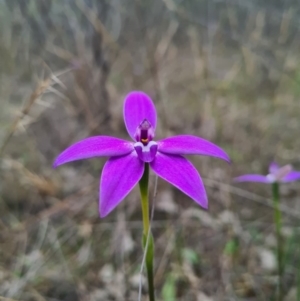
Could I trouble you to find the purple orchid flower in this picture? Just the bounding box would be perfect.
[54,91,230,217]
[234,162,300,184]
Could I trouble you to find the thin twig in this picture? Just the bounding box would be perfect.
[75,0,119,53]
[0,79,51,156]
[0,68,72,156]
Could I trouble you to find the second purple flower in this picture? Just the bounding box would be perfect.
[234,162,300,184]
[54,91,230,217]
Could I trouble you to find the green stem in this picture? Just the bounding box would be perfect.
[143,233,155,301]
[140,164,150,235]
[272,182,284,301]
[139,163,155,301]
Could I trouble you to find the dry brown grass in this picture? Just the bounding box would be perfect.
[1,0,300,300]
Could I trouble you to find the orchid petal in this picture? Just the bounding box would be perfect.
[150,153,208,208]
[233,174,270,183]
[124,91,157,140]
[53,136,133,167]
[282,171,300,183]
[100,153,144,217]
[269,162,279,174]
[158,135,230,162]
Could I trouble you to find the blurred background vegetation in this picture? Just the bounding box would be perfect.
[1,0,300,300]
